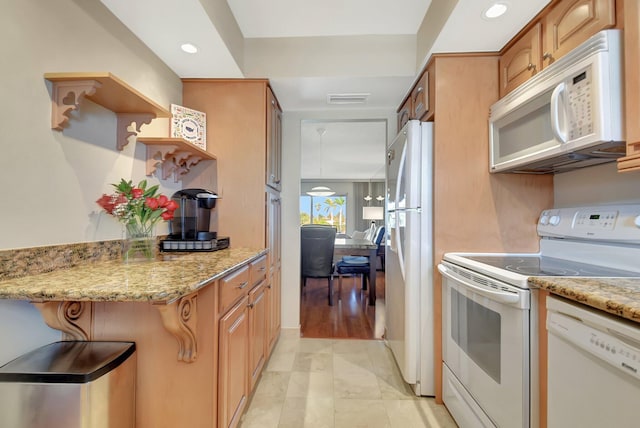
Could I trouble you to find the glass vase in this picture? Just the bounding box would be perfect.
[123,223,157,262]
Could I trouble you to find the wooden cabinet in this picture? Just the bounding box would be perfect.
[266,86,283,191]
[542,0,616,66]
[182,79,272,249]
[248,281,267,390]
[397,97,411,131]
[499,24,542,98]
[266,187,282,353]
[499,0,616,97]
[411,70,430,120]
[396,64,435,129]
[218,295,249,428]
[218,256,270,428]
[618,0,640,171]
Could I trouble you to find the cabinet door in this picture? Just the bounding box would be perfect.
[218,297,249,428]
[499,23,542,97]
[619,0,640,170]
[542,0,615,66]
[397,98,411,132]
[266,188,282,353]
[411,71,429,120]
[248,281,267,390]
[266,86,282,191]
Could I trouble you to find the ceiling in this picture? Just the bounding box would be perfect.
[100,0,550,180]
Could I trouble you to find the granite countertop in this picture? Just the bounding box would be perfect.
[529,277,640,323]
[0,247,266,304]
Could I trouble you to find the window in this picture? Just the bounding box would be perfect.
[300,195,347,234]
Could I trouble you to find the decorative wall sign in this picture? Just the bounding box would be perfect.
[170,104,206,150]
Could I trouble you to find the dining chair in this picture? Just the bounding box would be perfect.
[335,226,385,299]
[300,225,337,305]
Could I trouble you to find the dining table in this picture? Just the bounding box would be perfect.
[334,237,378,306]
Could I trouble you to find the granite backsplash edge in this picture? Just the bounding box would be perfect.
[0,239,140,280]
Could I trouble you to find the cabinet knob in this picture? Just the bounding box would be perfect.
[527,63,536,72]
[542,52,553,61]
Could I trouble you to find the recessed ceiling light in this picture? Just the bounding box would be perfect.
[180,43,198,54]
[483,2,508,19]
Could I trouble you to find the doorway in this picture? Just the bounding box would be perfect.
[299,119,387,339]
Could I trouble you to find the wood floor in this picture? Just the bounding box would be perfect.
[300,271,385,339]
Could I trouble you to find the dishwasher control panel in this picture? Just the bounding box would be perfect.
[547,296,640,382]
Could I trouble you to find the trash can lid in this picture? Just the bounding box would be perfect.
[0,341,135,384]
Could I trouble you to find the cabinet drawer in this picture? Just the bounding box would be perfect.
[250,255,267,286]
[219,265,250,314]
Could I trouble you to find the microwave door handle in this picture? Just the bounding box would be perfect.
[550,82,567,143]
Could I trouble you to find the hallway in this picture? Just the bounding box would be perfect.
[239,331,457,427]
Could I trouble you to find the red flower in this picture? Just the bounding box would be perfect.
[165,200,179,212]
[145,197,159,210]
[157,195,169,207]
[131,188,144,199]
[96,194,115,214]
[161,211,174,220]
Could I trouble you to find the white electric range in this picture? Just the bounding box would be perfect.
[438,204,640,428]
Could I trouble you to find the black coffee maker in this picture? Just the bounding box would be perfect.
[169,188,217,240]
[161,189,229,251]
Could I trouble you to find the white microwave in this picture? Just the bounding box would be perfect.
[489,30,625,174]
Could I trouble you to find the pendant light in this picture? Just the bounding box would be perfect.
[306,127,335,197]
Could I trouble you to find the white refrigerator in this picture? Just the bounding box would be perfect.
[385,120,434,396]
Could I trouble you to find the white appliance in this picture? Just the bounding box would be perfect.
[489,29,624,174]
[385,120,434,396]
[546,296,640,428]
[439,204,640,428]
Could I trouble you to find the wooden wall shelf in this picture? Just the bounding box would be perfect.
[139,137,217,182]
[44,72,171,150]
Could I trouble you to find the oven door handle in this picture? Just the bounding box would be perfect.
[438,264,521,305]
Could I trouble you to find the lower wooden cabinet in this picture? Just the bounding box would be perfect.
[248,281,267,390]
[218,296,250,428]
[218,256,277,428]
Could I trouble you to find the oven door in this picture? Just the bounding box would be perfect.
[439,261,530,428]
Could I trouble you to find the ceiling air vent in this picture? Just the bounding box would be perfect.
[327,93,370,105]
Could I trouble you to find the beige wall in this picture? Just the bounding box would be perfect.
[554,163,640,207]
[0,0,184,364]
[1,0,183,250]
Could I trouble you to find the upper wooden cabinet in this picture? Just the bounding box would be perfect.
[542,0,616,65]
[397,97,411,131]
[396,62,435,129]
[618,0,640,171]
[182,79,276,248]
[411,70,430,120]
[266,87,283,191]
[499,24,542,98]
[499,0,616,97]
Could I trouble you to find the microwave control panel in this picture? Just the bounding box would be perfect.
[567,67,594,140]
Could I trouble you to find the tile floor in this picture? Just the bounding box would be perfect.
[239,330,458,428]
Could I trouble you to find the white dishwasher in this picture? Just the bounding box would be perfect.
[546,296,640,427]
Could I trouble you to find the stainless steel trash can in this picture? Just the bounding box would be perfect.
[0,341,136,428]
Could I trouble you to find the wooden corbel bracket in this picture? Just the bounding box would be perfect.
[116,113,156,151]
[156,293,198,363]
[50,80,101,131]
[31,301,92,341]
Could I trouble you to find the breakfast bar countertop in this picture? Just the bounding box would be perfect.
[529,277,640,323]
[0,247,267,304]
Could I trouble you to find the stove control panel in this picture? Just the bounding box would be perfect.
[538,204,640,242]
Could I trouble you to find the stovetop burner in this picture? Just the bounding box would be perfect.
[464,255,639,278]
